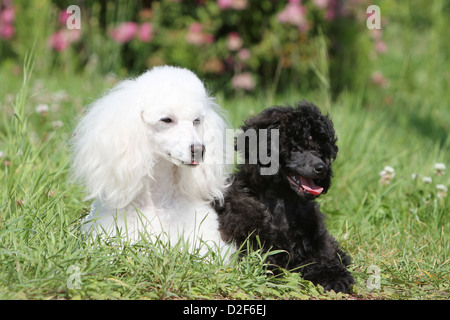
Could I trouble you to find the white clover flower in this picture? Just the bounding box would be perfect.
[422,176,432,184]
[53,90,69,102]
[379,166,395,185]
[384,166,395,174]
[436,184,447,198]
[52,120,64,128]
[35,103,49,114]
[434,163,446,176]
[379,166,395,177]
[411,173,419,180]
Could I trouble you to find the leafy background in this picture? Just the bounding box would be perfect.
[0,0,449,300]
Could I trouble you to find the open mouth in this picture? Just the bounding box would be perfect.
[287,172,324,196]
[183,161,200,167]
[168,155,201,167]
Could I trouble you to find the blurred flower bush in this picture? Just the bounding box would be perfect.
[1,0,373,94]
[0,0,14,39]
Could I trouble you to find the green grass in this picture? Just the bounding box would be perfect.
[1,15,449,299]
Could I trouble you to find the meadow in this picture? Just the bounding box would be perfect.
[0,1,449,300]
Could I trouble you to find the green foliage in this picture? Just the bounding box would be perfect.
[0,0,449,300]
[1,0,370,94]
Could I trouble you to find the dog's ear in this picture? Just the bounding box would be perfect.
[234,107,288,178]
[71,80,152,208]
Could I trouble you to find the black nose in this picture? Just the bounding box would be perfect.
[191,144,205,158]
[314,162,327,175]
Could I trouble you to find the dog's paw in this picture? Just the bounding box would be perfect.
[320,277,354,294]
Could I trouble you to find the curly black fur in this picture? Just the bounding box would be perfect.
[214,101,355,293]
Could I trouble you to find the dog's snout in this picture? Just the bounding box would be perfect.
[191,144,205,163]
[191,144,205,155]
[314,162,327,175]
[190,144,206,163]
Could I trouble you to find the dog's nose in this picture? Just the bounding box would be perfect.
[191,144,206,158]
[314,162,327,175]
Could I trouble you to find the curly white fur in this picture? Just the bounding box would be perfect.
[71,66,231,256]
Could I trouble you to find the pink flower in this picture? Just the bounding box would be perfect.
[48,29,81,52]
[111,22,138,44]
[325,0,337,21]
[48,31,69,52]
[232,72,255,91]
[0,3,15,39]
[371,71,389,87]
[185,22,214,46]
[186,23,204,45]
[324,0,348,21]
[203,33,214,44]
[0,23,14,39]
[59,10,71,26]
[237,48,250,61]
[217,0,247,10]
[369,28,382,41]
[226,32,243,51]
[217,0,233,10]
[375,40,387,54]
[190,22,203,34]
[138,22,153,42]
[0,6,14,23]
[277,0,309,32]
[231,0,248,10]
[313,0,329,10]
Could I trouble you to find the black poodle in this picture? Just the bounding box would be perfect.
[214,101,354,293]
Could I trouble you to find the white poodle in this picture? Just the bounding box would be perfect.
[71,66,231,256]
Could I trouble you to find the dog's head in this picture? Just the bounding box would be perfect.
[138,66,213,167]
[71,66,229,208]
[239,101,338,200]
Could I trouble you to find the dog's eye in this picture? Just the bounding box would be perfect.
[160,117,173,124]
[193,118,201,125]
[317,148,323,155]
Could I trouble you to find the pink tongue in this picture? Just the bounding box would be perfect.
[300,176,323,195]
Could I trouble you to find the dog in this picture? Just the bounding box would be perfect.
[71,66,231,256]
[214,101,355,293]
